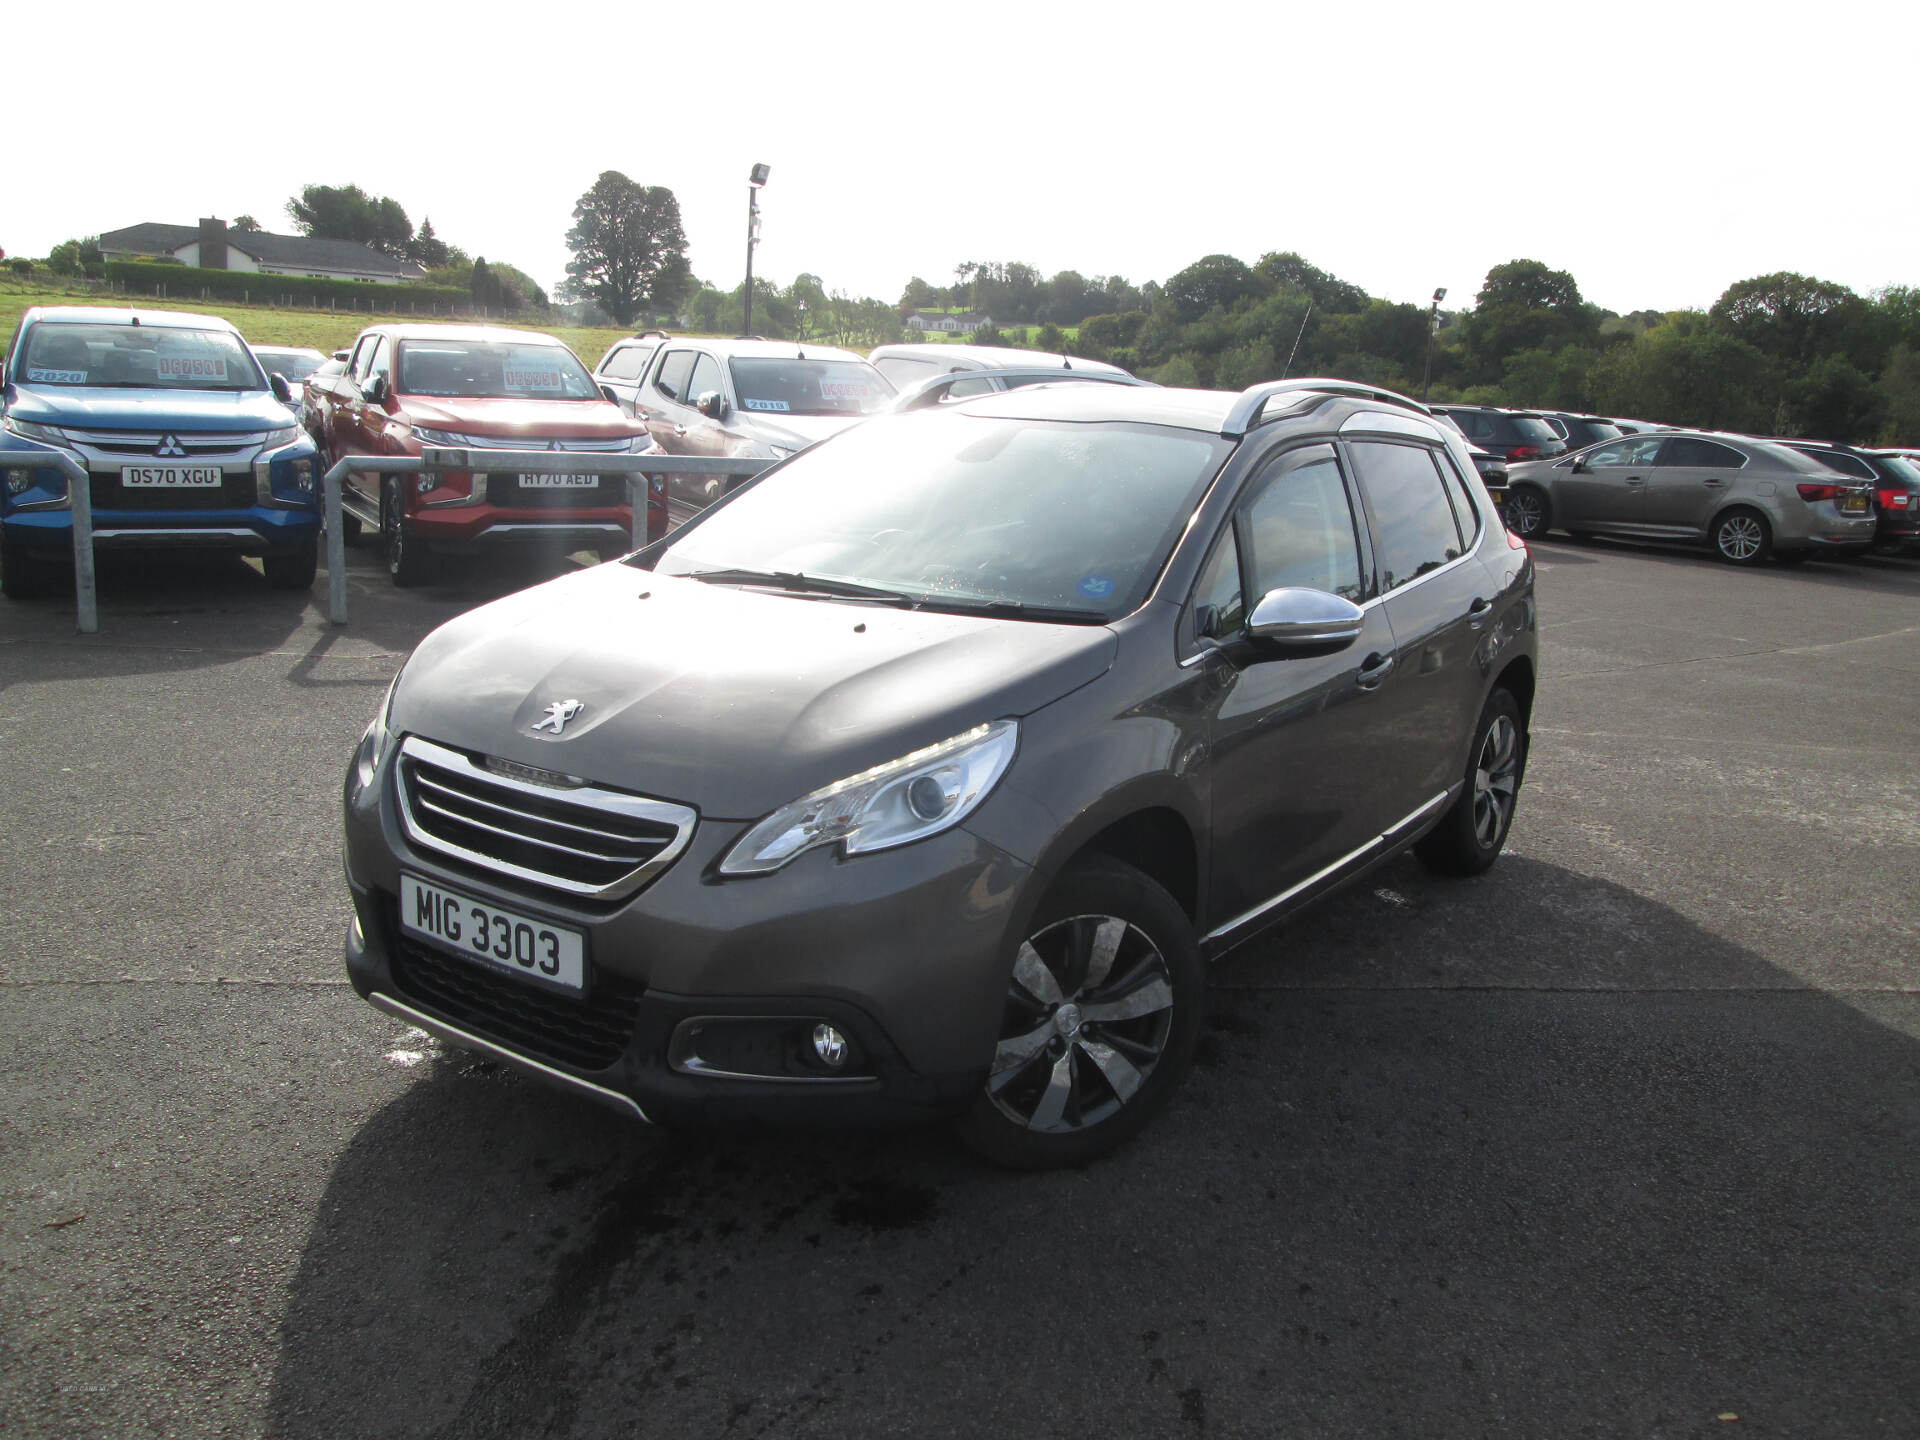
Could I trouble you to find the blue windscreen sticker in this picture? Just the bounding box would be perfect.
[1077,574,1116,600]
[742,398,790,412]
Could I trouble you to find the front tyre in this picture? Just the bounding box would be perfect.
[263,538,318,591]
[1712,507,1771,566]
[1416,687,1526,877]
[1505,485,1550,540]
[956,856,1202,1170]
[381,478,437,588]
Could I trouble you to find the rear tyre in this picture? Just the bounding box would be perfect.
[263,539,319,591]
[955,856,1202,1170]
[1416,687,1525,878]
[381,478,437,588]
[1505,485,1550,540]
[0,537,60,600]
[1712,507,1771,566]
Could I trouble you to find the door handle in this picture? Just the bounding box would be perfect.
[1467,596,1492,629]
[1624,475,1646,486]
[1703,478,1725,487]
[1357,651,1396,690]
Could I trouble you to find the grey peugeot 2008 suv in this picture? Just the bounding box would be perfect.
[342,378,1538,1167]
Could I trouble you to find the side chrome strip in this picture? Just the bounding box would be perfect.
[367,991,651,1123]
[1202,787,1455,948]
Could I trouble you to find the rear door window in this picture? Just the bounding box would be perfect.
[1349,441,1465,591]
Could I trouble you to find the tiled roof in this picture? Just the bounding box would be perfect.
[97,223,424,278]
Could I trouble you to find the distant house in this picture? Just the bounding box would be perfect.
[904,310,993,335]
[97,218,425,284]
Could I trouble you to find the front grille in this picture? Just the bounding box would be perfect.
[389,923,641,1073]
[90,472,254,511]
[397,736,696,900]
[68,427,259,457]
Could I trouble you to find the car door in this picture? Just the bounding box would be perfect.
[1555,434,1665,528]
[638,348,711,526]
[338,334,386,512]
[1643,436,1747,536]
[1198,442,1402,924]
[1345,437,1495,807]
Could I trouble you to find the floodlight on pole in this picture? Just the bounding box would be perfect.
[744,164,769,336]
[1423,286,1448,401]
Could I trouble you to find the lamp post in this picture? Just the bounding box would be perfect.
[1422,286,1447,401]
[743,163,769,336]
[796,299,809,341]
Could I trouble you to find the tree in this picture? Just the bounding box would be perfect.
[563,172,690,328]
[1710,272,1879,370]
[1587,314,1776,432]
[409,217,452,269]
[1253,252,1367,313]
[46,236,103,279]
[1458,259,1599,385]
[899,276,941,311]
[1163,254,1261,324]
[232,215,262,233]
[287,184,414,255]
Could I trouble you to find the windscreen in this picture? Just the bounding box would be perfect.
[652,412,1230,620]
[20,323,265,391]
[728,358,895,417]
[1510,416,1563,446]
[256,350,325,380]
[396,340,598,399]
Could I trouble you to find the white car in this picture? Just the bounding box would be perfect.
[867,342,1130,397]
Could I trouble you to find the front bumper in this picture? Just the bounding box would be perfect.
[343,742,1033,1127]
[3,505,319,556]
[407,501,634,554]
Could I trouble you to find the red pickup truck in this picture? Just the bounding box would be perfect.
[305,324,649,586]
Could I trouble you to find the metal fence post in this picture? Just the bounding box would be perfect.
[629,474,648,552]
[325,459,349,625]
[60,452,97,635]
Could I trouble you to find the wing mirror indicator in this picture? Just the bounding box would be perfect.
[1245,587,1365,652]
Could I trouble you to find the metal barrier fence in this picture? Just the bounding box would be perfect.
[39,448,772,633]
[320,450,775,626]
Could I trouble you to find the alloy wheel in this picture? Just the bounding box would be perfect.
[1506,489,1546,538]
[986,913,1176,1134]
[1473,713,1521,847]
[1717,513,1764,562]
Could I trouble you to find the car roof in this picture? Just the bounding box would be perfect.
[361,323,573,345]
[251,344,327,358]
[660,337,872,364]
[24,305,243,334]
[868,342,1128,375]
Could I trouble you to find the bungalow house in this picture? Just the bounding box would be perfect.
[97,218,425,284]
[904,310,993,334]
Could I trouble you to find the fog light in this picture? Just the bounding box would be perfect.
[291,459,314,493]
[811,1024,848,1069]
[4,468,29,494]
[416,475,435,497]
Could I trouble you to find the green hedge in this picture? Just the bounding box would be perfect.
[103,261,477,314]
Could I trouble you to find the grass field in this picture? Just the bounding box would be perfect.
[0,278,642,368]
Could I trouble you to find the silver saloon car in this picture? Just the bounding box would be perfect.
[1502,431,1877,564]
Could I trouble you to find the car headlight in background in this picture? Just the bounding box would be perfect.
[720,720,1018,876]
[3,417,70,445]
[411,426,473,447]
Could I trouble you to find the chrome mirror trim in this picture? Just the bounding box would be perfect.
[1246,587,1365,648]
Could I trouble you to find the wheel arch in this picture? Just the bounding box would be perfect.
[1017,782,1205,927]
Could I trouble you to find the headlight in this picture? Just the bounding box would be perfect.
[720,720,1017,876]
[627,434,653,453]
[350,674,402,793]
[4,417,68,445]
[258,426,302,449]
[412,426,472,447]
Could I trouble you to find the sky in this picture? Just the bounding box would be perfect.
[5,0,1915,317]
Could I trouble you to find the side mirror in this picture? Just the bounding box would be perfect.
[1246,587,1365,652]
[363,373,388,405]
[599,383,619,405]
[1569,457,1588,473]
[332,350,350,362]
[269,372,292,403]
[696,390,728,420]
[0,360,7,389]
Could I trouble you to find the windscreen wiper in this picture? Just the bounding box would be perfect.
[685,568,916,604]
[913,597,1109,625]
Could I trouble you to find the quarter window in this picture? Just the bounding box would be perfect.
[350,335,380,380]
[1350,441,1463,591]
[1242,450,1365,602]
[364,337,392,389]
[1191,529,1245,641]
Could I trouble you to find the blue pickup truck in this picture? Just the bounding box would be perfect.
[0,306,322,599]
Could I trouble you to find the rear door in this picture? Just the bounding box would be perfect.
[1644,436,1747,536]
[1346,437,1493,807]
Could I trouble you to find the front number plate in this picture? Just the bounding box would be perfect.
[123,466,222,487]
[518,472,599,488]
[400,874,585,994]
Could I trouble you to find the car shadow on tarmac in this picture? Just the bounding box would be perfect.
[263,856,1919,1440]
[1533,533,1920,593]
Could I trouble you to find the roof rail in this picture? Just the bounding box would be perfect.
[632,328,672,339]
[889,366,1155,413]
[1220,378,1430,438]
